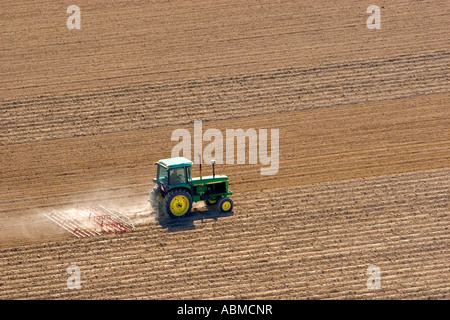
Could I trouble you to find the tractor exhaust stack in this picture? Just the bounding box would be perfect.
[211,159,216,178]
[198,153,202,179]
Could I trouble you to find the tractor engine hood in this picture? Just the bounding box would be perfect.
[191,175,229,185]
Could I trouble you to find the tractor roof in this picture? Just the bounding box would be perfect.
[156,157,193,169]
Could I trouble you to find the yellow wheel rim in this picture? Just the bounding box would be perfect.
[208,199,217,204]
[221,201,231,211]
[170,195,189,216]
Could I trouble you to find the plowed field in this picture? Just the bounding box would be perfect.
[0,0,449,299]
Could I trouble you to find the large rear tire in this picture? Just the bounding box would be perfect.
[163,189,193,218]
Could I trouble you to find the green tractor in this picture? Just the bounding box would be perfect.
[149,156,233,218]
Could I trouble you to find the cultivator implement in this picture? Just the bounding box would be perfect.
[45,205,135,238]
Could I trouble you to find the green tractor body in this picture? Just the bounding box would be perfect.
[150,157,233,218]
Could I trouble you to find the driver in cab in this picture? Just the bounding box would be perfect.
[170,168,186,184]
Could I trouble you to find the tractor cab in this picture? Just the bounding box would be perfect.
[154,157,193,190]
[150,156,233,218]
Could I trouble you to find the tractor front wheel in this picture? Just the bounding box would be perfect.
[218,197,233,213]
[149,185,162,210]
[163,189,193,218]
[205,198,218,207]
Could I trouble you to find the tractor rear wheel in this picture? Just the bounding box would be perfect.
[218,197,233,213]
[163,189,193,218]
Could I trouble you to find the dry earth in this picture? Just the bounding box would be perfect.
[0,0,448,299]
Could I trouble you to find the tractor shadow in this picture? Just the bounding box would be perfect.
[155,207,234,232]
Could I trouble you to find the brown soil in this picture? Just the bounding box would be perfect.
[0,0,448,299]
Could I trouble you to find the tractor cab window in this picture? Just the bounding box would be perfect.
[157,166,168,185]
[169,167,187,185]
[186,166,192,182]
